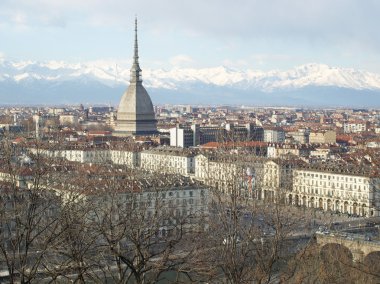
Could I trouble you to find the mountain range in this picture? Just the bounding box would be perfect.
[1,57,380,107]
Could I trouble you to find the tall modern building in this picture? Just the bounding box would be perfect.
[114,18,157,136]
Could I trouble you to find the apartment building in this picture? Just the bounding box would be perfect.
[343,121,368,133]
[30,147,111,164]
[309,130,336,144]
[140,147,196,176]
[110,150,139,167]
[195,153,260,198]
[292,165,380,217]
[170,123,264,148]
[263,127,285,143]
[259,159,303,202]
[267,144,311,158]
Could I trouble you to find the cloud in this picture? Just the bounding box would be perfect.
[0,0,99,28]
[169,55,194,67]
[10,11,27,25]
[250,54,295,66]
[1,0,380,72]
[1,0,379,47]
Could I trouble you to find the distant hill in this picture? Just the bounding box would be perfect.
[1,58,380,107]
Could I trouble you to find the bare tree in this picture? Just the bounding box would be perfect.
[282,238,380,284]
[89,168,206,284]
[3,128,379,284]
[0,134,64,283]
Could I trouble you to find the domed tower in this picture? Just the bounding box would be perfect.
[114,18,157,136]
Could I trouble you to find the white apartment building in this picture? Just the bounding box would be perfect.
[264,128,285,143]
[110,150,139,168]
[30,146,195,173]
[16,171,209,240]
[194,154,208,182]
[267,144,310,158]
[59,149,111,163]
[169,126,197,148]
[29,147,111,164]
[259,159,301,202]
[195,154,257,198]
[63,186,209,236]
[195,154,238,191]
[344,122,367,133]
[292,167,380,217]
[140,148,195,176]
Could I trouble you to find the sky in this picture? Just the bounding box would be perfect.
[0,0,380,72]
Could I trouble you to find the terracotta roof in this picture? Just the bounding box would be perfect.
[200,141,267,149]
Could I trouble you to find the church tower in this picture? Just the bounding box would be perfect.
[114,18,157,136]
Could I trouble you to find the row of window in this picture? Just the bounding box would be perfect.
[295,180,367,191]
[295,186,369,200]
[296,172,365,183]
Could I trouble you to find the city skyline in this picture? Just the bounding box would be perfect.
[1,0,380,73]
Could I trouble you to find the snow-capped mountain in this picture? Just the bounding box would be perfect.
[1,57,380,106]
[146,64,380,92]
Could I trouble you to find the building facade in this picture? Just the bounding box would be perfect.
[259,159,300,202]
[292,167,380,217]
[170,123,263,148]
[140,148,196,176]
[110,150,139,168]
[264,128,285,143]
[195,154,257,198]
[344,122,367,133]
[170,125,199,148]
[288,130,310,144]
[267,144,310,158]
[309,130,336,144]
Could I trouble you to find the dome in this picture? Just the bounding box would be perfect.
[117,83,155,121]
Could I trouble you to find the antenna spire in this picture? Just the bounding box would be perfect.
[134,16,139,65]
[130,16,142,83]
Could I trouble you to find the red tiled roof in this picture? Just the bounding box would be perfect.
[200,141,267,149]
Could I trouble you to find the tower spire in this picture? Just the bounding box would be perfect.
[134,17,139,65]
[130,16,142,83]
